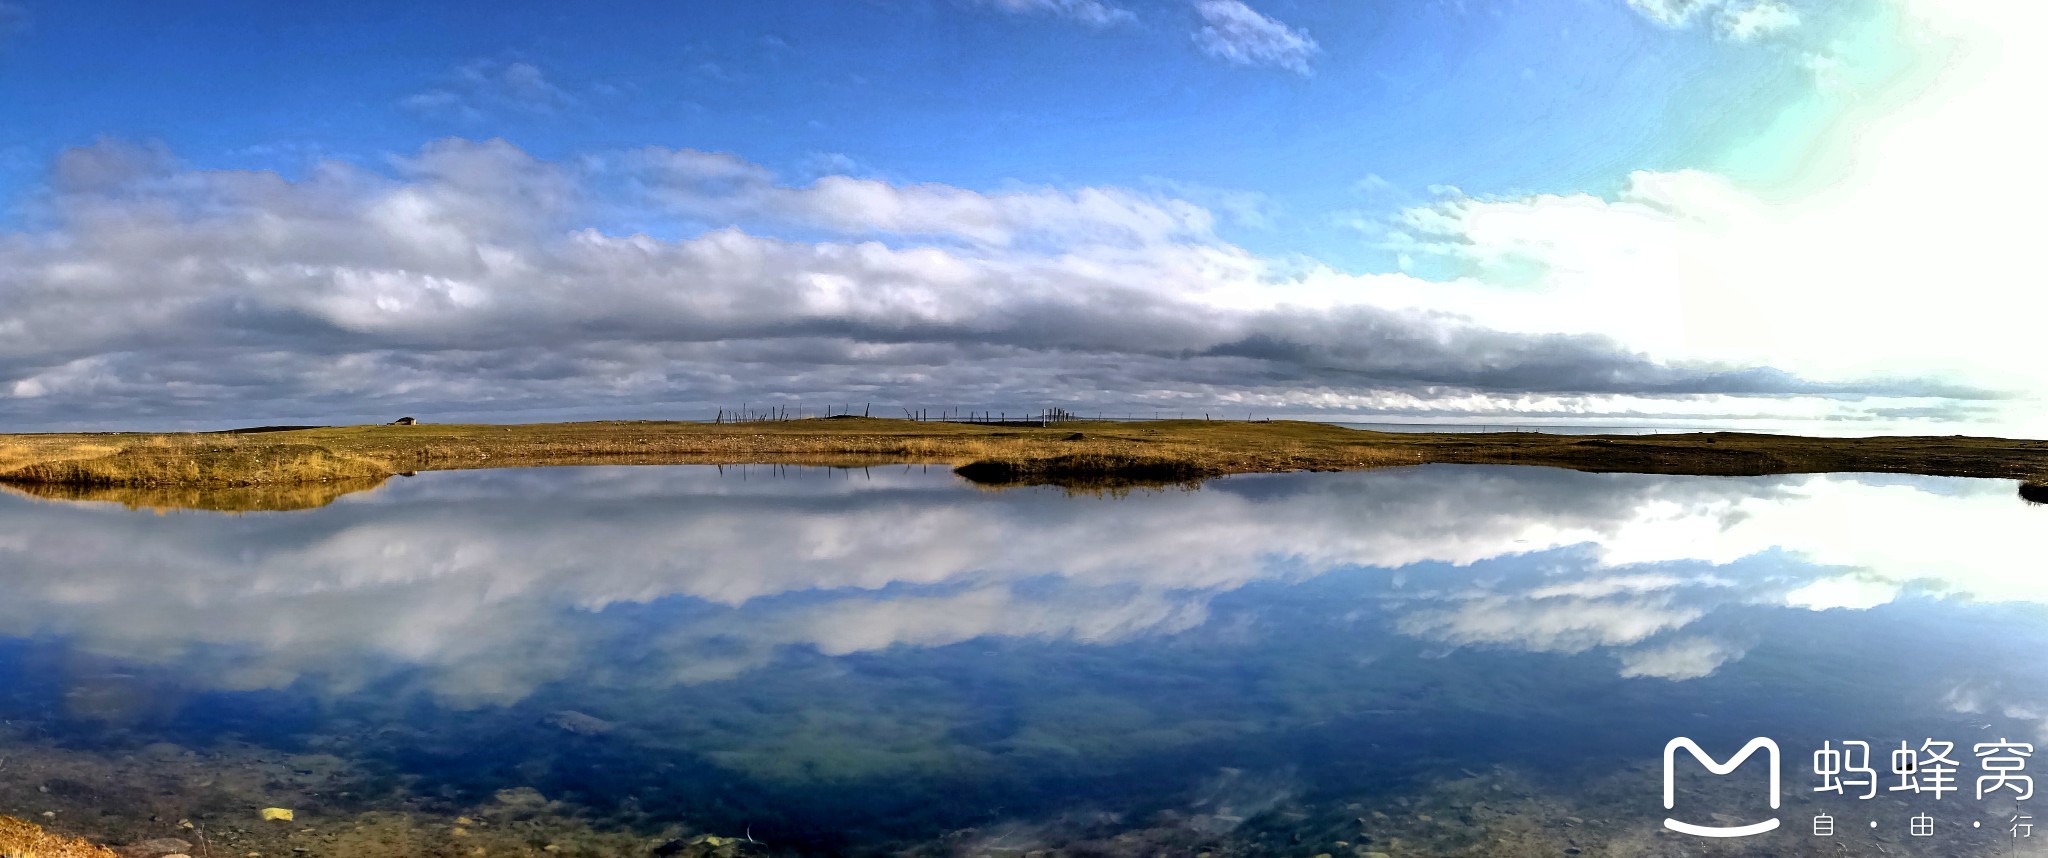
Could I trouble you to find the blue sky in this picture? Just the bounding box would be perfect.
[0,0,2039,432]
[1,0,1844,260]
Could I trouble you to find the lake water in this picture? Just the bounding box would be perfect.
[0,465,2043,857]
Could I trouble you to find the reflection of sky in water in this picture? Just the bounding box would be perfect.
[0,465,2043,851]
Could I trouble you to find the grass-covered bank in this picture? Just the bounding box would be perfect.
[2,418,2045,498]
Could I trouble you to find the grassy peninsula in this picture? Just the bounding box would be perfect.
[2,418,2045,504]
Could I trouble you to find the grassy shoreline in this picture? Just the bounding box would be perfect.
[2,418,2045,499]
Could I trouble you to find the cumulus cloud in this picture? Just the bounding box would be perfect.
[0,137,1952,429]
[978,0,1136,27]
[1192,0,1318,74]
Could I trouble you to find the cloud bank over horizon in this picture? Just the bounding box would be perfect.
[0,135,2000,431]
[0,0,2038,433]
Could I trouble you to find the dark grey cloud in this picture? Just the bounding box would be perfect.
[0,139,1984,429]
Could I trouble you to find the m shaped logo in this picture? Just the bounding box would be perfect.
[1663,737,1782,837]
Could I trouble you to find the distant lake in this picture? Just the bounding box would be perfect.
[0,465,2042,856]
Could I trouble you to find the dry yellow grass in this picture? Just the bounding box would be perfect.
[0,816,118,858]
[0,478,388,513]
[0,419,1412,488]
[4,443,390,488]
[0,418,2043,500]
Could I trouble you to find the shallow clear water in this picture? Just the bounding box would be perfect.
[0,465,2043,856]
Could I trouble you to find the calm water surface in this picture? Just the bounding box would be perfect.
[0,465,2043,856]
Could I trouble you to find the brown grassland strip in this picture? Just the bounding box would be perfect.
[0,419,2044,500]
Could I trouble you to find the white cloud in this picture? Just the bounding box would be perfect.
[628,146,1217,247]
[3,4,2033,433]
[2,464,1717,702]
[1626,0,1799,39]
[1719,1,1799,39]
[401,60,573,120]
[8,137,1952,428]
[1525,573,1730,600]
[493,61,568,104]
[1378,0,2048,434]
[1783,575,1903,611]
[1618,636,1746,680]
[1626,0,1718,27]
[1400,595,1702,654]
[0,464,2037,700]
[1192,0,1318,75]
[7,0,2037,434]
[980,0,1136,27]
[1142,177,1278,230]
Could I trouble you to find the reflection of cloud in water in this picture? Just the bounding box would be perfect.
[1783,575,1905,611]
[0,465,2030,704]
[635,585,1214,686]
[1398,594,1704,655]
[1944,684,2048,748]
[1617,636,1748,681]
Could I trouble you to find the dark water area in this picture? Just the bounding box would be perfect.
[0,465,2043,856]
